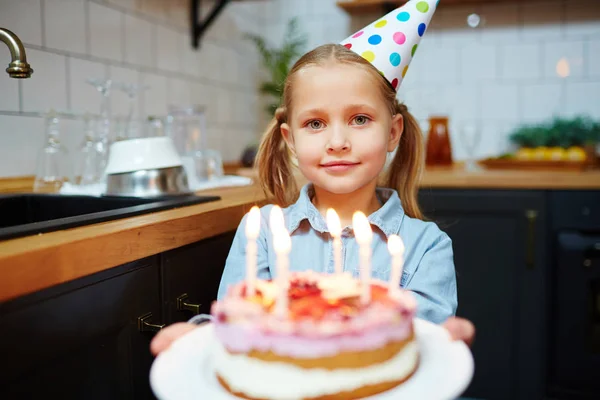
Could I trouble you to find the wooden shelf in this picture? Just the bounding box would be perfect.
[336,0,522,15]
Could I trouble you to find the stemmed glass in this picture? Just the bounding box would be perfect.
[115,82,149,140]
[73,113,102,186]
[33,110,70,193]
[86,78,113,178]
[459,122,483,172]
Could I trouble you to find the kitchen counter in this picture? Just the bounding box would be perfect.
[1,165,599,303]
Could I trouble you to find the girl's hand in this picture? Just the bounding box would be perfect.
[442,317,475,347]
[150,322,197,356]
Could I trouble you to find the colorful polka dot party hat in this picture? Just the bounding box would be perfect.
[340,0,438,91]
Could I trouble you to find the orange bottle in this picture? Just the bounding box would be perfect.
[426,116,453,166]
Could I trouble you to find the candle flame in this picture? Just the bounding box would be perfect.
[352,211,372,244]
[273,227,292,254]
[269,205,285,234]
[387,234,405,255]
[326,208,341,238]
[245,206,261,239]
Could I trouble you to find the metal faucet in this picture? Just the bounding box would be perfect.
[0,27,33,78]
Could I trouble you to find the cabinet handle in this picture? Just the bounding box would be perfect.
[525,210,538,270]
[137,312,165,333]
[177,293,201,315]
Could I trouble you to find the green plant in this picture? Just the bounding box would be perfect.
[244,17,308,118]
[508,115,600,148]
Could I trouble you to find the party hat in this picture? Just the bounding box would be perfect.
[340,0,438,91]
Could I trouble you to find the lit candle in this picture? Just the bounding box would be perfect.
[387,234,405,294]
[352,211,373,304]
[270,206,290,316]
[244,206,261,297]
[326,208,343,275]
[273,227,291,317]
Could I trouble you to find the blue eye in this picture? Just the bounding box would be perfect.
[353,115,370,125]
[308,120,324,130]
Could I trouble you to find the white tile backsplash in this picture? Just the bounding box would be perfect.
[521,0,564,41]
[520,83,564,122]
[89,2,123,61]
[168,77,192,108]
[109,65,141,118]
[0,0,43,46]
[0,115,44,177]
[565,81,600,119]
[68,57,107,114]
[589,38,600,78]
[21,48,67,112]
[44,0,86,54]
[501,43,542,80]
[141,72,168,117]
[156,25,181,73]
[461,43,497,83]
[124,14,154,68]
[0,45,19,110]
[543,40,586,79]
[481,83,519,120]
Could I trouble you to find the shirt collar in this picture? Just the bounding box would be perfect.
[285,183,404,238]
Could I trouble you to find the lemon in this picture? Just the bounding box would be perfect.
[516,148,534,160]
[566,146,587,161]
[548,147,566,161]
[533,146,549,160]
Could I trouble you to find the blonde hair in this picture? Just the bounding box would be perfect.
[255,43,425,220]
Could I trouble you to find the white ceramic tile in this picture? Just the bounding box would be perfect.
[89,2,124,61]
[481,83,519,120]
[190,82,208,107]
[461,43,497,83]
[423,45,460,86]
[202,84,218,127]
[500,43,541,80]
[199,41,223,82]
[565,0,600,37]
[520,83,564,123]
[0,115,44,177]
[168,77,192,108]
[139,0,167,22]
[21,49,67,113]
[69,57,107,114]
[438,85,480,122]
[109,65,141,119]
[0,45,19,110]
[221,48,238,86]
[521,0,564,41]
[0,0,42,46]
[156,25,181,73]
[543,40,585,79]
[181,33,202,78]
[565,81,600,119]
[166,0,188,30]
[217,89,231,125]
[141,72,168,117]
[44,0,86,54]
[589,38,600,78]
[205,127,223,156]
[107,0,136,10]
[124,14,154,68]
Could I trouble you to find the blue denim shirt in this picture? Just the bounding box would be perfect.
[217,184,457,324]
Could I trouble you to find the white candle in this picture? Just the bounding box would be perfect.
[387,234,405,294]
[326,208,343,275]
[352,211,373,304]
[273,227,291,317]
[244,206,261,297]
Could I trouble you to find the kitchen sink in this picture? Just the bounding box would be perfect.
[0,193,221,241]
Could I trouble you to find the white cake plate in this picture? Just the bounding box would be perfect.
[150,318,474,400]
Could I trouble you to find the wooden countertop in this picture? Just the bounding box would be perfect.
[1,165,599,303]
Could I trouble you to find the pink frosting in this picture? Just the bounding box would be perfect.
[214,319,413,358]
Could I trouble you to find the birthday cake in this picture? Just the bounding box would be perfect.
[210,271,419,400]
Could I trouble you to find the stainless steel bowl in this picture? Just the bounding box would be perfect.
[105,166,192,197]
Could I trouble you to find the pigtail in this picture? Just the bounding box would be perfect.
[255,107,299,207]
[384,101,425,220]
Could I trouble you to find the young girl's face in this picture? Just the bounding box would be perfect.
[281,62,402,196]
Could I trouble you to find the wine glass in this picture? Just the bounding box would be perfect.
[72,113,102,186]
[459,122,483,172]
[86,78,113,179]
[33,110,71,193]
[114,82,149,139]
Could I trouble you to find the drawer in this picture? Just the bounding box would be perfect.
[551,191,600,231]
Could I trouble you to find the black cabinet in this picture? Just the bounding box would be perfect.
[419,189,548,400]
[0,256,162,400]
[161,231,236,324]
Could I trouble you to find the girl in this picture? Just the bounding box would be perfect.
[217,42,456,325]
[151,0,469,356]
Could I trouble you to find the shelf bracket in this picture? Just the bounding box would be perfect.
[191,0,231,49]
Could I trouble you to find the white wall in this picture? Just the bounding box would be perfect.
[261,0,600,160]
[0,0,268,177]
